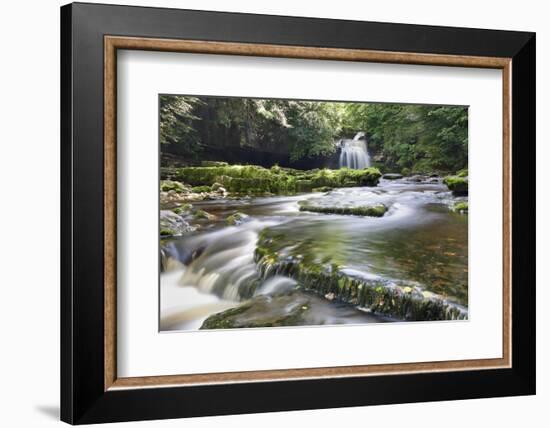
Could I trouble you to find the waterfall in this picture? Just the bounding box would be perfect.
[339,132,371,169]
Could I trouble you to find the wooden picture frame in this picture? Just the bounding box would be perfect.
[61,2,535,424]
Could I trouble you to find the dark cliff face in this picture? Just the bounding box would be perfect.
[162,140,341,170]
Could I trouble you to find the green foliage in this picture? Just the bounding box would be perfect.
[284,101,344,161]
[159,95,203,156]
[160,95,468,171]
[341,103,468,172]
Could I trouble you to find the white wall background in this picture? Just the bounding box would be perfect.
[0,0,545,427]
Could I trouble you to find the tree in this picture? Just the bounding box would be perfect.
[159,95,203,153]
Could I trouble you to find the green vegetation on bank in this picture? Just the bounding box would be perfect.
[161,95,468,172]
[174,164,381,194]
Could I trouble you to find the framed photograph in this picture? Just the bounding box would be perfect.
[61,2,535,424]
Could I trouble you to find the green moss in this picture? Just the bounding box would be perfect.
[456,168,468,178]
[443,175,468,196]
[200,160,228,167]
[299,203,387,217]
[453,201,468,213]
[401,167,411,176]
[160,228,175,236]
[171,204,193,215]
[226,212,249,226]
[309,167,382,188]
[193,209,215,220]
[295,179,313,193]
[270,164,282,174]
[191,185,212,193]
[253,226,468,321]
[337,167,382,186]
[175,164,381,195]
[160,180,188,193]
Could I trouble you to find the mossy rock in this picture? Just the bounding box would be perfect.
[174,164,381,195]
[160,210,196,236]
[312,186,333,193]
[295,179,313,193]
[193,209,216,220]
[382,173,403,180]
[253,228,468,321]
[443,176,468,196]
[210,182,224,191]
[200,160,228,167]
[226,212,250,226]
[191,185,212,193]
[299,203,387,217]
[171,204,193,215]
[456,168,468,178]
[160,180,188,193]
[200,294,312,329]
[160,228,176,237]
[453,201,468,214]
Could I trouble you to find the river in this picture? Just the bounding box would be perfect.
[160,177,468,331]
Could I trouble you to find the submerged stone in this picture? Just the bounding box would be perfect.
[312,186,333,193]
[382,173,403,180]
[226,212,250,226]
[200,290,386,329]
[299,203,387,217]
[193,209,216,220]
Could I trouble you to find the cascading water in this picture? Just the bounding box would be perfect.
[339,131,371,169]
[160,184,468,330]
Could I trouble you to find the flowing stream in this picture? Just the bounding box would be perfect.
[160,177,467,331]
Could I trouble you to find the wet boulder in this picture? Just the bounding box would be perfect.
[200,293,311,329]
[160,180,190,193]
[382,173,403,180]
[443,175,468,196]
[160,210,196,236]
[453,201,468,214]
[226,212,250,226]
[193,209,217,221]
